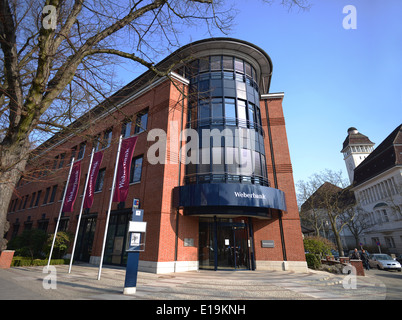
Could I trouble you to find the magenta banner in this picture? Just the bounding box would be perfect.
[62,161,81,212]
[84,151,104,209]
[113,136,138,202]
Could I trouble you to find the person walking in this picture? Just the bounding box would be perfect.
[361,249,370,270]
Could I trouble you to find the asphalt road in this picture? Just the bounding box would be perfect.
[365,268,402,300]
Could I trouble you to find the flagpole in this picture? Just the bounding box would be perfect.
[47,157,75,268]
[68,148,95,273]
[97,135,123,280]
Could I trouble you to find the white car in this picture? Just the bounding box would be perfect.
[369,254,402,271]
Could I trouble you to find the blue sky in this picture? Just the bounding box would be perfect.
[230,0,402,185]
[119,0,402,185]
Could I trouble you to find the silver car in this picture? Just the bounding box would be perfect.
[369,254,402,271]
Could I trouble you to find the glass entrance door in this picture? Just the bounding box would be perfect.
[199,218,253,270]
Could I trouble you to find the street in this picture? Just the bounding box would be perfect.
[365,268,402,300]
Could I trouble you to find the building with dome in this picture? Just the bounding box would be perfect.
[6,38,307,273]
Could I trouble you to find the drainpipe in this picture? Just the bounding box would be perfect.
[174,83,185,272]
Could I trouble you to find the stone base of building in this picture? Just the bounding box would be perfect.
[88,256,199,274]
[256,260,308,272]
[139,260,199,274]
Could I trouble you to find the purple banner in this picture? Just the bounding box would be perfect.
[84,151,104,209]
[62,161,81,212]
[113,136,138,202]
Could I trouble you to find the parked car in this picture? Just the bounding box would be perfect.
[396,255,402,264]
[331,249,340,260]
[369,254,402,271]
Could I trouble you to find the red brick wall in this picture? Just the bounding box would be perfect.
[258,96,305,262]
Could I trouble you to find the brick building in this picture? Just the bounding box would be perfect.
[6,38,307,273]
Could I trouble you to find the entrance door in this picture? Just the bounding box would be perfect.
[199,218,253,270]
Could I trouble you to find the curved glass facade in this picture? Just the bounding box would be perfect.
[184,55,269,187]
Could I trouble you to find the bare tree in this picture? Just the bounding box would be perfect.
[298,169,355,256]
[342,205,371,248]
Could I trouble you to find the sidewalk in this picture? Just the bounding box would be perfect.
[0,263,387,300]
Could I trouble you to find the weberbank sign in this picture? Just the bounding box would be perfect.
[173,183,286,212]
[234,192,266,200]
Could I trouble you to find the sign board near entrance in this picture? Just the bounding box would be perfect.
[173,183,287,212]
[261,240,275,248]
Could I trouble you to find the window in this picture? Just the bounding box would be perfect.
[224,98,236,126]
[382,209,389,222]
[223,56,233,71]
[93,134,101,151]
[58,153,65,168]
[385,237,395,248]
[121,121,132,138]
[34,190,42,207]
[210,56,221,71]
[134,110,148,134]
[70,146,77,163]
[23,195,29,210]
[248,103,255,128]
[95,168,106,192]
[130,156,143,183]
[29,192,36,208]
[77,142,86,160]
[43,187,51,205]
[199,100,210,123]
[212,147,224,173]
[237,100,247,127]
[49,185,57,203]
[199,57,209,73]
[102,129,113,149]
[235,58,244,73]
[53,155,59,169]
[211,98,223,123]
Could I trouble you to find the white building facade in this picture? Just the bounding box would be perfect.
[344,125,402,255]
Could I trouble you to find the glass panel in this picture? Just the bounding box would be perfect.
[254,151,262,177]
[248,104,255,128]
[245,62,252,77]
[216,223,235,270]
[199,100,210,125]
[211,98,223,122]
[212,147,224,173]
[224,98,236,126]
[210,56,221,71]
[199,57,209,73]
[223,56,234,70]
[237,100,247,127]
[239,148,252,176]
[235,58,244,73]
[225,147,237,174]
[199,147,210,173]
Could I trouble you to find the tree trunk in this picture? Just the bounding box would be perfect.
[333,230,344,257]
[0,138,30,250]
